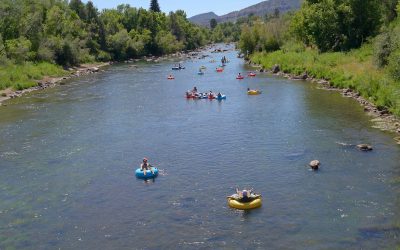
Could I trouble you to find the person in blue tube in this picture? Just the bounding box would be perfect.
[140,158,154,176]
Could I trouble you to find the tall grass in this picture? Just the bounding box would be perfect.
[0,62,65,91]
[251,44,400,117]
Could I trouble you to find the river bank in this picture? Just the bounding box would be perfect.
[0,45,218,107]
[247,59,400,144]
[0,62,110,106]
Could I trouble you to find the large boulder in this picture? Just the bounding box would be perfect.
[272,64,280,73]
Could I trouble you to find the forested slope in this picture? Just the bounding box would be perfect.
[0,0,209,90]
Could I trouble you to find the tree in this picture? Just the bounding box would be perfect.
[0,34,7,63]
[210,18,217,29]
[107,29,130,59]
[69,0,87,21]
[149,0,161,12]
[86,1,99,21]
[5,37,32,63]
[239,25,256,55]
[292,0,383,52]
[382,0,399,22]
[0,0,207,67]
[273,8,280,18]
[156,30,183,54]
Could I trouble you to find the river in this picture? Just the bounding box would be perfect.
[0,45,399,249]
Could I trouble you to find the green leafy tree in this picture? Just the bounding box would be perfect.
[292,0,383,52]
[239,25,256,55]
[0,0,208,66]
[107,29,130,60]
[382,0,399,22]
[0,0,22,40]
[5,37,32,63]
[0,34,7,63]
[374,32,392,67]
[169,11,184,41]
[388,50,400,80]
[156,30,183,54]
[69,0,87,21]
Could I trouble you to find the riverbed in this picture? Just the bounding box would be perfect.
[0,45,399,249]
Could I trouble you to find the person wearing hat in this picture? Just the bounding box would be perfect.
[140,158,154,176]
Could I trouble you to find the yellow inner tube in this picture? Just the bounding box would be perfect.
[247,90,261,95]
[227,197,262,210]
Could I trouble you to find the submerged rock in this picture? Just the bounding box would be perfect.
[309,160,320,170]
[357,144,373,151]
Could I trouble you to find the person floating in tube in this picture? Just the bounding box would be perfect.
[228,188,259,202]
[140,158,154,176]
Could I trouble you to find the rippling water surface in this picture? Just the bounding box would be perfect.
[0,45,399,249]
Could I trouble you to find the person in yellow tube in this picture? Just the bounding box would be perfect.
[228,188,258,202]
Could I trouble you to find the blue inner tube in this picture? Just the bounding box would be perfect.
[216,95,226,100]
[135,168,159,179]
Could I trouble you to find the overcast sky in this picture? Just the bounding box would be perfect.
[83,0,265,17]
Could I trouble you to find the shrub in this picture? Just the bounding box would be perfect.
[96,50,112,62]
[388,49,400,80]
[374,32,392,67]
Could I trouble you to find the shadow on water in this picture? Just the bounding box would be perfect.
[135,174,158,184]
[358,225,400,239]
[226,206,263,222]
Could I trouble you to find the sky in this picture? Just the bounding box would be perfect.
[83,0,265,17]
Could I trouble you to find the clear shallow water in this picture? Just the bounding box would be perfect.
[0,46,399,249]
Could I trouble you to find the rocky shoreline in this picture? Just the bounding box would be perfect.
[248,61,400,144]
[0,62,111,106]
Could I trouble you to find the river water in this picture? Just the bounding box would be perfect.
[0,45,399,249]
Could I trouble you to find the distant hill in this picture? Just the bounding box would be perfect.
[188,12,219,27]
[189,0,301,27]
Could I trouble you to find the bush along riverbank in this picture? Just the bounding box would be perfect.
[248,44,400,143]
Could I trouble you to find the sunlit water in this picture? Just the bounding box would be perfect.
[0,45,399,249]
